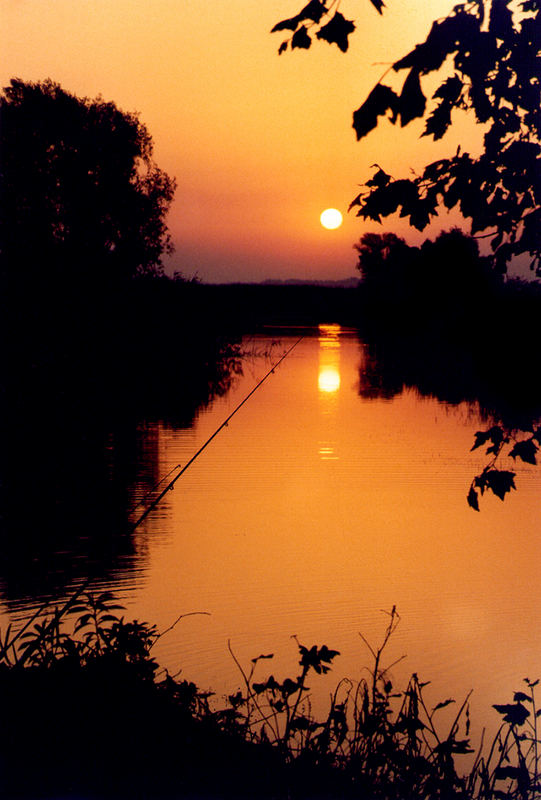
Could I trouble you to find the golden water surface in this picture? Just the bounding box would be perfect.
[2,326,539,746]
[118,327,541,740]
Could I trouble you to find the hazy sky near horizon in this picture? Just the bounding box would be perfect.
[2,0,482,283]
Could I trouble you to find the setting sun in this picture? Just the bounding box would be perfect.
[318,366,341,393]
[320,208,343,230]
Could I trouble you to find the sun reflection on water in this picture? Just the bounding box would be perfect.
[318,324,341,459]
[318,367,341,393]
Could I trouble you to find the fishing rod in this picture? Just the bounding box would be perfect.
[0,336,303,661]
[130,462,182,513]
[129,335,303,533]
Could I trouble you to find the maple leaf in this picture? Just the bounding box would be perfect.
[509,439,538,465]
[366,167,391,189]
[316,12,355,52]
[292,26,312,50]
[407,194,437,230]
[318,644,340,662]
[423,103,452,140]
[484,469,516,501]
[352,84,399,140]
[434,74,463,104]
[471,426,503,452]
[399,68,426,126]
[423,76,463,140]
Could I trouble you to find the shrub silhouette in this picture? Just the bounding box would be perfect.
[1,598,539,799]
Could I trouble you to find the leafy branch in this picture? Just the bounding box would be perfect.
[273,0,540,273]
[468,424,540,510]
[271,0,361,55]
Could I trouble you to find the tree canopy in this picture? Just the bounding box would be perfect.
[0,79,176,287]
[354,228,499,313]
[272,0,540,274]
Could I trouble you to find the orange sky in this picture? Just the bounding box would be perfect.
[2,1,482,282]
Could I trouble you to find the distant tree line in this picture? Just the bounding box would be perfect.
[354,228,503,334]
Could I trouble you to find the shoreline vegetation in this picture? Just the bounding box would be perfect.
[0,595,539,799]
[2,274,540,797]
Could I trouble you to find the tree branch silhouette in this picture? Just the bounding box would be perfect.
[273,0,540,274]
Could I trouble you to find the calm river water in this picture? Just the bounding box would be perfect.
[2,326,540,740]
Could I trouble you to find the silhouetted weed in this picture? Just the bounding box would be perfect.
[0,599,538,798]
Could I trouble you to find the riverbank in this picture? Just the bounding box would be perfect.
[1,596,538,799]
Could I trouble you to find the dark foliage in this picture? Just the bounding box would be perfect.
[351,0,541,275]
[0,593,282,799]
[272,1,358,54]
[273,0,541,274]
[0,78,176,286]
[1,600,539,799]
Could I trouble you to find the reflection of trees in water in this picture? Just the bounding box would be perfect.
[0,288,242,608]
[0,80,244,606]
[356,233,541,429]
[358,321,541,507]
[359,333,541,429]
[0,415,143,605]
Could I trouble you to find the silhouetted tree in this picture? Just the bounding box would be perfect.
[0,78,176,289]
[354,232,413,287]
[354,232,418,323]
[417,229,500,312]
[273,0,540,274]
[355,228,501,332]
[418,228,490,290]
